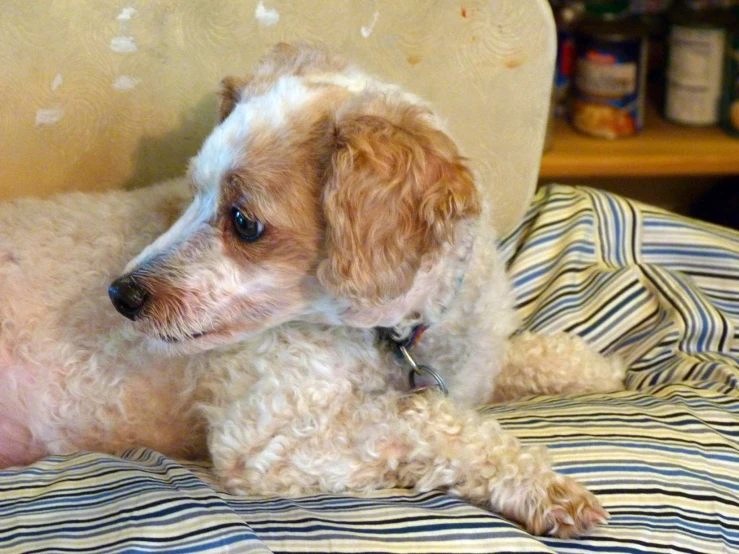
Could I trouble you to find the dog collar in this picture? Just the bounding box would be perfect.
[378,325,448,395]
[376,225,476,396]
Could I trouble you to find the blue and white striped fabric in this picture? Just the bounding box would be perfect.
[1,184,738,553]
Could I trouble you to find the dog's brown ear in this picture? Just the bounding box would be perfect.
[218,76,251,122]
[317,102,480,308]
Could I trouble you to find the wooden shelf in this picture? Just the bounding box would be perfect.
[540,104,739,179]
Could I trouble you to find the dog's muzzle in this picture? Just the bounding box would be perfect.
[109,275,149,320]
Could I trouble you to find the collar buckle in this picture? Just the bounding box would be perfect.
[397,343,448,396]
[378,324,448,395]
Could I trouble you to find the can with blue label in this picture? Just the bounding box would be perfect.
[572,0,648,139]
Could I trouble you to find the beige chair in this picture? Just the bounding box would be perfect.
[0,0,555,235]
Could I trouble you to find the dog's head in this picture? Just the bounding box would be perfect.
[110,44,480,351]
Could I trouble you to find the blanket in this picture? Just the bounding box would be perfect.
[2,185,737,553]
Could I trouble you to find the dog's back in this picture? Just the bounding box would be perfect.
[0,181,207,466]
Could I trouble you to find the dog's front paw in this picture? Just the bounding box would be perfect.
[523,474,608,538]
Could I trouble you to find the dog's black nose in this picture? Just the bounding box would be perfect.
[109,275,148,320]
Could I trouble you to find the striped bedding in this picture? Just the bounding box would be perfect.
[1,184,737,553]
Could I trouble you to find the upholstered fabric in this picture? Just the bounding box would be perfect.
[2,185,737,554]
[0,0,554,234]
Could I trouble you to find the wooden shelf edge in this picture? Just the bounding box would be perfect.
[540,104,739,179]
[540,156,739,179]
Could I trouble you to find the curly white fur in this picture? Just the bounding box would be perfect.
[0,44,624,538]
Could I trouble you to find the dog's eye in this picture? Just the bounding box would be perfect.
[231,207,264,242]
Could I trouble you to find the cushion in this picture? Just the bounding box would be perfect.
[1,185,737,553]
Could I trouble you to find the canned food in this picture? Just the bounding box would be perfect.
[665,0,729,126]
[572,0,648,139]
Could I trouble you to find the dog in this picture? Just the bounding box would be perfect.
[0,43,624,538]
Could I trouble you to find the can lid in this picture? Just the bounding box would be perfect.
[585,0,630,16]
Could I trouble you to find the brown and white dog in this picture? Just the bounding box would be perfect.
[0,44,623,537]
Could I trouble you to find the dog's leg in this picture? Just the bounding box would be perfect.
[493,331,626,402]
[209,389,607,538]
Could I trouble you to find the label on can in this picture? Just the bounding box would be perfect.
[666,25,726,125]
[721,31,739,135]
[572,36,646,139]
